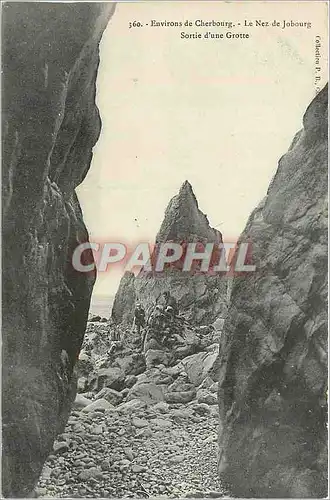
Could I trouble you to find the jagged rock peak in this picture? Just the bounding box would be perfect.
[156,180,222,244]
[179,179,197,199]
[111,181,228,327]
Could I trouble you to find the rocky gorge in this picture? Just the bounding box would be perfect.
[2,2,328,499]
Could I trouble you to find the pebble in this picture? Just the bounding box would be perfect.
[132,417,149,428]
[124,447,134,460]
[132,464,146,473]
[152,418,173,428]
[169,454,185,464]
[53,441,69,454]
[91,424,103,434]
[37,409,226,498]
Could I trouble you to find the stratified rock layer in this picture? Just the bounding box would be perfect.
[217,85,328,498]
[112,181,228,326]
[2,4,114,497]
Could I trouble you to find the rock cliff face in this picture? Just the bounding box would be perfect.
[2,4,114,497]
[111,271,137,325]
[111,181,228,326]
[217,85,328,498]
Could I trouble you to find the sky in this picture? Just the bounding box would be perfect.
[76,1,328,296]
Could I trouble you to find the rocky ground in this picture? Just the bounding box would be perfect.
[36,400,226,498]
[36,316,228,498]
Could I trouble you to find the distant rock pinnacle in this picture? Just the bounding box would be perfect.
[156,181,222,245]
[112,180,228,326]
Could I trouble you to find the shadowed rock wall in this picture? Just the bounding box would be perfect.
[217,85,328,498]
[2,4,115,496]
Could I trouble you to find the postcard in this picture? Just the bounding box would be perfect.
[2,1,328,498]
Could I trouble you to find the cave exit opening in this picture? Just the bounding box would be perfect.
[76,2,314,314]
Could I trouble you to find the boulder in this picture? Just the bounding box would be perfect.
[151,418,173,429]
[78,467,103,481]
[153,402,170,413]
[132,417,149,428]
[73,394,93,410]
[165,390,196,404]
[181,349,219,387]
[162,363,184,378]
[170,408,193,420]
[212,318,224,332]
[196,389,217,406]
[136,368,173,386]
[167,373,195,393]
[198,376,214,390]
[53,441,69,454]
[77,377,88,393]
[172,343,199,361]
[82,398,115,413]
[117,399,147,414]
[205,342,219,353]
[90,367,125,392]
[127,382,165,405]
[209,382,218,393]
[124,375,138,388]
[94,387,123,406]
[115,353,145,376]
[145,349,172,369]
[132,465,147,474]
[191,403,211,416]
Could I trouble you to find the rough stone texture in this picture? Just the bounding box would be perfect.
[156,180,222,244]
[112,181,228,326]
[181,347,219,387]
[217,86,328,498]
[111,270,136,325]
[2,4,115,497]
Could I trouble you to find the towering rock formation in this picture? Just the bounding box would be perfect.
[217,85,328,498]
[2,4,115,497]
[111,181,228,326]
[156,180,222,244]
